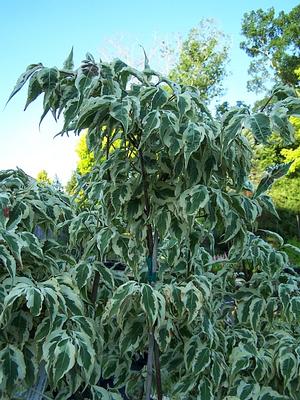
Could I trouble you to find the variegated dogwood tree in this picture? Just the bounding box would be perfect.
[2,49,300,399]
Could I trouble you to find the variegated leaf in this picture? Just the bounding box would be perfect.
[0,345,26,394]
[96,227,113,259]
[249,297,265,330]
[140,284,159,327]
[141,110,160,146]
[73,330,96,381]
[237,381,260,400]
[197,377,213,400]
[52,337,76,385]
[75,261,93,289]
[0,244,16,280]
[181,281,203,323]
[95,262,114,288]
[183,122,205,166]
[277,352,297,385]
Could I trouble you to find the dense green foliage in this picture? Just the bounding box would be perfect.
[240,5,300,92]
[253,114,300,238]
[241,6,300,238]
[2,50,300,400]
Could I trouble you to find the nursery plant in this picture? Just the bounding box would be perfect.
[1,50,300,399]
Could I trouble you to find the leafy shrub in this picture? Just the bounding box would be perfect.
[0,169,120,399]
[2,52,300,399]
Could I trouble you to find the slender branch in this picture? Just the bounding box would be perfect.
[129,160,140,174]
[139,149,154,254]
[151,230,162,400]
[154,341,162,400]
[106,131,112,182]
[128,147,138,159]
[152,230,158,276]
[139,381,145,400]
[260,94,274,112]
[128,131,139,148]
[90,127,111,340]
[90,271,100,303]
[140,147,154,400]
[186,248,192,278]
[139,149,163,399]
[145,332,155,400]
[153,232,162,400]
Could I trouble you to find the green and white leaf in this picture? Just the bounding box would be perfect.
[181,281,203,323]
[182,122,205,166]
[245,113,271,144]
[140,284,159,326]
[0,345,26,394]
[141,110,160,146]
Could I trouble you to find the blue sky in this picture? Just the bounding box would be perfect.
[0,0,298,184]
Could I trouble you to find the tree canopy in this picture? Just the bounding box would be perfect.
[240,5,300,92]
[70,20,230,183]
[166,19,229,100]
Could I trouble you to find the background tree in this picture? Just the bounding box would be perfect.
[251,64,300,239]
[240,4,300,240]
[281,116,300,173]
[240,5,300,92]
[255,114,300,239]
[36,169,52,184]
[165,19,229,100]
[100,19,229,102]
[75,131,94,175]
[65,132,94,195]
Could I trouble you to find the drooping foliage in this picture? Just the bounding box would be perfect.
[2,51,300,399]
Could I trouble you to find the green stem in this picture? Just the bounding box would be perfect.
[139,150,162,399]
[260,94,274,112]
[139,149,154,253]
[90,271,100,303]
[146,231,163,400]
[145,331,155,400]
[154,340,163,400]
